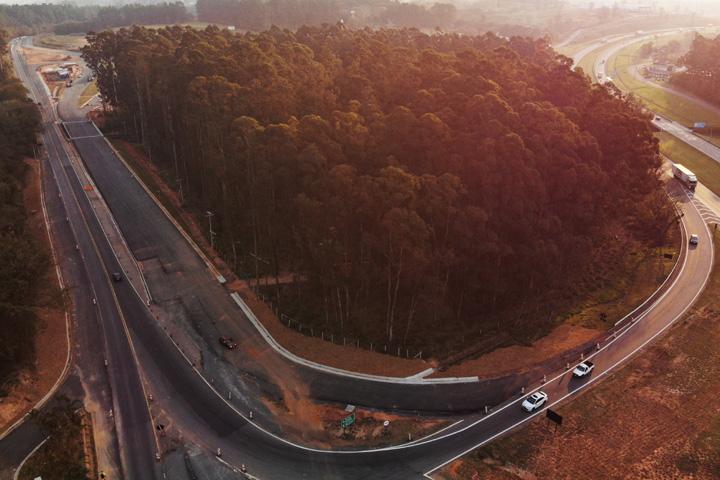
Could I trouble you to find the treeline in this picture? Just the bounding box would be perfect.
[83,26,670,352]
[196,0,457,31]
[0,2,190,35]
[0,4,93,34]
[672,34,720,106]
[0,30,45,393]
[54,2,190,35]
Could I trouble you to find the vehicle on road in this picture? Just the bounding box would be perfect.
[111,272,123,282]
[672,163,697,191]
[573,361,595,378]
[690,234,699,246]
[219,336,238,350]
[521,391,548,412]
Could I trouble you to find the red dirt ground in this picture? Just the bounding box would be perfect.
[437,237,720,480]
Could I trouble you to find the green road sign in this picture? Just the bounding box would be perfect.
[340,412,355,429]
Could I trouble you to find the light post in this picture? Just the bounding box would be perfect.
[205,211,215,250]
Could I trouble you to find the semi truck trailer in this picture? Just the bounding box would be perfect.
[672,163,697,191]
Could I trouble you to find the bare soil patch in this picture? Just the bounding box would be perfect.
[20,47,71,65]
[437,235,720,480]
[261,394,449,449]
[435,324,600,379]
[0,159,67,433]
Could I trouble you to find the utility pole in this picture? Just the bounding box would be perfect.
[205,210,215,250]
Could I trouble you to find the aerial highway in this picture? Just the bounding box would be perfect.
[1,37,160,480]
[0,34,716,479]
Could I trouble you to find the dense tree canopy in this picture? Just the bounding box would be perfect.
[83,25,668,352]
[0,3,93,34]
[54,2,190,35]
[0,30,45,393]
[672,34,720,106]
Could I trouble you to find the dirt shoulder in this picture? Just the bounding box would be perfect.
[438,233,720,480]
[0,159,69,434]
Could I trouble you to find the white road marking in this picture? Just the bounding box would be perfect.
[423,192,713,478]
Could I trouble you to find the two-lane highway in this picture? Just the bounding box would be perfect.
[6,37,160,480]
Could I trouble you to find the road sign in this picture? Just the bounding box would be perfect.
[546,409,563,426]
[340,412,355,429]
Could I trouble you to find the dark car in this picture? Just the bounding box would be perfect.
[111,272,123,282]
[219,336,238,350]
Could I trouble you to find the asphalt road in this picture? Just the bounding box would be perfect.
[2,34,716,480]
[1,37,160,480]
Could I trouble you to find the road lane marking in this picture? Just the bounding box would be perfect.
[423,192,713,478]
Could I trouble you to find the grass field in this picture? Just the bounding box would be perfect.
[36,34,86,51]
[608,32,720,132]
[657,132,720,196]
[78,81,98,107]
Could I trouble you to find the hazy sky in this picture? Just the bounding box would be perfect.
[1,0,719,16]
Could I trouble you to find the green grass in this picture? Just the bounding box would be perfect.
[77,81,97,107]
[657,131,720,196]
[608,33,720,132]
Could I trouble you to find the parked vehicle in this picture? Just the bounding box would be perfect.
[521,391,548,412]
[573,361,595,378]
[672,163,697,191]
[219,336,238,350]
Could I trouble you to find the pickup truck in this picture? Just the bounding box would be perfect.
[573,361,595,378]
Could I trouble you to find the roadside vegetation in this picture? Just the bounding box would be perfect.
[84,26,674,356]
[77,80,97,107]
[657,132,720,195]
[0,29,47,396]
[20,396,90,480]
[440,232,720,480]
[672,34,720,111]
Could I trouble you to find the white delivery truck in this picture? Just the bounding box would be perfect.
[672,163,697,191]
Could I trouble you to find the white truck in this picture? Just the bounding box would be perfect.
[672,163,697,191]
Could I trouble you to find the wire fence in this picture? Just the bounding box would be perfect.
[254,290,424,360]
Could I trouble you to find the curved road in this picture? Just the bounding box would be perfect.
[1,34,716,479]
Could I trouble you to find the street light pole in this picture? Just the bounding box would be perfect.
[205,211,215,250]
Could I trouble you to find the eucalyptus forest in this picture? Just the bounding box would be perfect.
[82,25,672,352]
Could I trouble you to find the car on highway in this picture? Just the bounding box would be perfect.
[111,272,123,282]
[219,336,238,350]
[573,361,595,378]
[690,234,699,246]
[521,391,548,412]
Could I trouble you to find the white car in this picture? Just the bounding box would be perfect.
[690,234,699,246]
[521,391,548,412]
[573,361,595,378]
